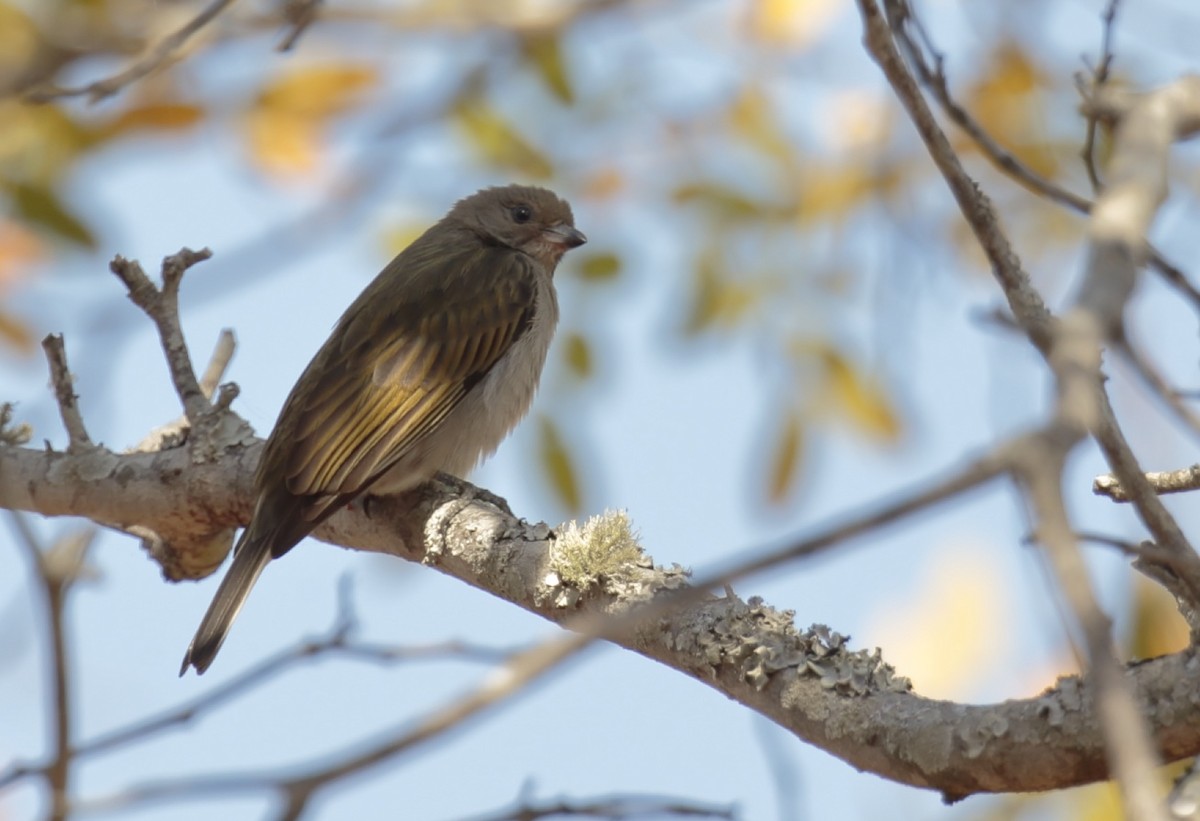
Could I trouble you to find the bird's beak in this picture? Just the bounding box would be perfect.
[542,223,587,248]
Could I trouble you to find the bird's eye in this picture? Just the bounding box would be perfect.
[511,205,533,224]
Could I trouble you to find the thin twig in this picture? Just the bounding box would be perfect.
[198,329,237,399]
[894,0,1200,318]
[1094,463,1200,502]
[41,335,93,452]
[6,516,96,821]
[459,793,739,821]
[110,249,214,423]
[1081,0,1123,191]
[277,0,323,51]
[24,0,240,103]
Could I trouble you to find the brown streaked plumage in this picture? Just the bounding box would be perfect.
[181,185,585,675]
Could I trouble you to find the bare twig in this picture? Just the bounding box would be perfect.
[69,631,592,819]
[1094,463,1200,502]
[41,335,93,452]
[6,516,97,821]
[198,329,237,399]
[863,2,1200,817]
[24,0,240,103]
[1115,339,1200,441]
[1081,0,1123,191]
[277,0,323,51]
[459,792,739,821]
[111,248,214,423]
[893,1,1200,318]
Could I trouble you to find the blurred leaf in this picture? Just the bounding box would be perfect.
[0,101,89,184]
[453,89,553,179]
[963,41,1058,177]
[864,549,1007,698]
[521,31,574,104]
[800,343,900,440]
[245,112,320,176]
[1128,575,1189,659]
[380,222,428,257]
[749,0,843,47]
[580,167,624,199]
[0,310,35,354]
[673,182,766,223]
[244,64,377,177]
[256,64,377,119]
[576,251,621,282]
[563,332,592,378]
[100,103,205,139]
[766,411,804,503]
[796,162,874,225]
[682,248,761,335]
[538,415,582,513]
[0,2,40,86]
[729,87,796,171]
[10,181,95,248]
[0,219,43,290]
[827,354,899,440]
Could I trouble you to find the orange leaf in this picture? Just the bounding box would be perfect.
[243,110,321,177]
[102,103,204,138]
[0,310,35,354]
[256,64,377,119]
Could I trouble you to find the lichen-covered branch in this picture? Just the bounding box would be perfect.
[5,437,1200,799]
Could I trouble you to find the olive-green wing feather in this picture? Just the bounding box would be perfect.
[267,243,538,521]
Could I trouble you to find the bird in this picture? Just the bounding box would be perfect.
[180,184,586,675]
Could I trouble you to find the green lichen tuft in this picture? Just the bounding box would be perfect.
[550,509,643,591]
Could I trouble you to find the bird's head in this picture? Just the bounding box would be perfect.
[452,184,587,270]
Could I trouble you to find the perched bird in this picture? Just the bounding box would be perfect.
[181,185,586,675]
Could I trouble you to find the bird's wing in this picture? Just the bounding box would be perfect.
[275,246,538,508]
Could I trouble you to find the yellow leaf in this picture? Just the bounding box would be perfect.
[682,249,760,335]
[563,332,592,378]
[963,42,1057,177]
[0,3,39,82]
[11,181,95,247]
[673,182,767,222]
[244,109,321,177]
[0,100,88,184]
[538,415,582,513]
[380,223,428,257]
[811,344,900,440]
[1128,575,1189,659]
[767,412,804,504]
[749,0,843,47]
[729,88,795,170]
[575,251,621,282]
[453,91,553,179]
[243,64,376,177]
[864,547,1007,698]
[796,162,874,225]
[256,64,377,119]
[521,31,574,104]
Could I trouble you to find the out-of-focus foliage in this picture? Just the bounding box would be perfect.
[0,0,1193,518]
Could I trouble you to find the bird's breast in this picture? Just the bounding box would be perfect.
[417,273,559,478]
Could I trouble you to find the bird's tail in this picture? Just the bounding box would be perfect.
[179,530,272,676]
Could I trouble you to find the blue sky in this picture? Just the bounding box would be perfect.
[4,1,1200,819]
